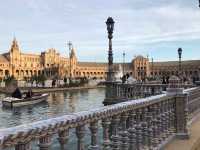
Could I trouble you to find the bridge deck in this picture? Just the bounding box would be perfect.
[166,114,200,150]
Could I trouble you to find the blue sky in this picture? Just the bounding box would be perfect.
[0,0,200,62]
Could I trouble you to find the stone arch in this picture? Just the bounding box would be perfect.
[16,70,19,76]
[5,70,9,76]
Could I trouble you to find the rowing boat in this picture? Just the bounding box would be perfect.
[2,93,49,108]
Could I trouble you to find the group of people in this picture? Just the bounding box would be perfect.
[12,87,33,99]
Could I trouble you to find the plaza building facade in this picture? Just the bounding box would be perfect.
[0,38,200,82]
[0,38,107,80]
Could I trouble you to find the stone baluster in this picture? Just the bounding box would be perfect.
[141,107,148,149]
[136,86,139,98]
[165,100,170,137]
[161,101,167,140]
[15,139,31,150]
[160,86,163,93]
[117,84,120,98]
[89,121,99,150]
[147,105,153,149]
[120,85,123,98]
[102,118,111,150]
[135,109,142,150]
[141,86,144,97]
[152,104,159,148]
[127,88,130,98]
[129,87,132,98]
[170,99,175,132]
[133,86,136,99]
[147,86,151,96]
[76,125,86,150]
[38,133,52,150]
[132,86,135,98]
[120,85,122,98]
[128,111,136,150]
[111,115,120,150]
[118,85,121,98]
[168,99,172,134]
[135,85,140,99]
[58,128,69,150]
[156,103,162,144]
[128,87,131,98]
[155,86,158,94]
[122,86,125,99]
[127,87,129,98]
[120,112,129,150]
[124,87,127,99]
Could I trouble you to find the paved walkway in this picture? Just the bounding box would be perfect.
[165,116,200,150]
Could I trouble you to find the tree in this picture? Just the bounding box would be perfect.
[24,76,29,87]
[4,75,16,87]
[52,79,56,87]
[37,74,47,87]
[64,77,67,87]
[30,75,38,87]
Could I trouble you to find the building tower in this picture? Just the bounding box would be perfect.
[10,37,21,77]
[70,47,77,78]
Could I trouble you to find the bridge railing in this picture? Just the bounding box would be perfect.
[111,83,194,102]
[1,87,198,150]
[186,87,200,123]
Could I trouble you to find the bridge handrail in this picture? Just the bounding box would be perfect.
[0,87,198,150]
[0,94,167,147]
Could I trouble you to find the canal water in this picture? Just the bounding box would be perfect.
[0,88,105,129]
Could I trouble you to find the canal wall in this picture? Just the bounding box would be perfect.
[0,85,105,94]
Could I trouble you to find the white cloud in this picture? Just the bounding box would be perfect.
[0,0,199,61]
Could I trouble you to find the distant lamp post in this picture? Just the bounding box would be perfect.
[152,57,154,79]
[67,41,72,83]
[106,17,115,82]
[178,48,182,75]
[123,51,125,76]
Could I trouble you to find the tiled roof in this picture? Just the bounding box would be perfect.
[78,62,107,67]
[77,62,132,70]
[153,60,200,67]
[0,54,9,63]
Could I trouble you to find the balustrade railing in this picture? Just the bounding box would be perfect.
[186,87,200,122]
[0,86,198,150]
[111,83,194,103]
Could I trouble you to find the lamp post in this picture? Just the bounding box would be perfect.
[152,57,154,79]
[67,41,72,84]
[103,17,116,106]
[178,48,182,76]
[106,17,115,82]
[123,51,125,76]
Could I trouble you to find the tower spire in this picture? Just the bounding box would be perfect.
[10,37,19,52]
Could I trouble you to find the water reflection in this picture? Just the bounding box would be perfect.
[0,88,105,129]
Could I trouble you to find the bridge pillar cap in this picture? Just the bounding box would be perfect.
[167,75,183,95]
[168,75,180,88]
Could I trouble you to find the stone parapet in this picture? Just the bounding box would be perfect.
[0,87,199,150]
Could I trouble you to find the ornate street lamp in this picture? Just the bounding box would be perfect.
[106,17,115,82]
[152,57,154,78]
[67,41,72,84]
[178,48,182,74]
[123,51,125,76]
[103,17,116,105]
